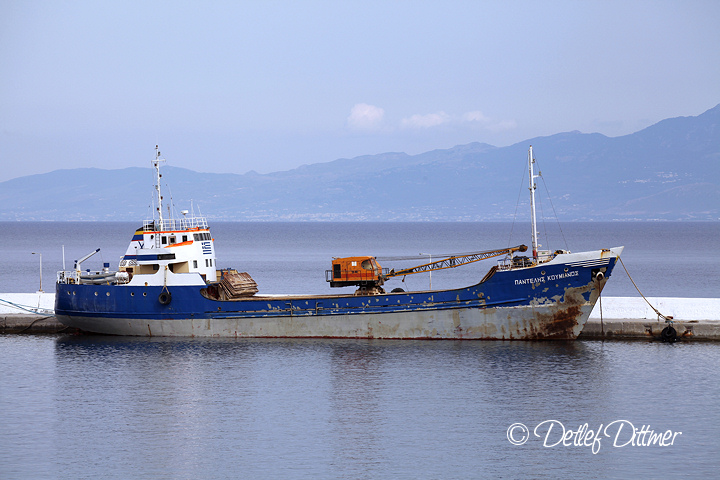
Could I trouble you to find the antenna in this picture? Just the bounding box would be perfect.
[528,146,539,261]
[152,145,166,230]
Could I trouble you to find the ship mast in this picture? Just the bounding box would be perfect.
[528,146,539,261]
[152,145,165,231]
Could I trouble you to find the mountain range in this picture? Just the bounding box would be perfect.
[2,105,719,221]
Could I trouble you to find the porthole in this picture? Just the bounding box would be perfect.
[106,292,110,296]
[143,292,147,297]
[94,292,98,296]
[564,268,569,272]
[131,292,135,297]
[541,271,545,275]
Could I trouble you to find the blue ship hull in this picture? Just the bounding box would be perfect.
[55,249,621,339]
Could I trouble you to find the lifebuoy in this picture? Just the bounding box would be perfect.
[158,291,172,305]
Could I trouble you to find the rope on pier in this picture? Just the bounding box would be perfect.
[0,297,54,315]
[617,256,673,323]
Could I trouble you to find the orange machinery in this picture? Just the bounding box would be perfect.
[326,245,528,290]
[326,256,385,288]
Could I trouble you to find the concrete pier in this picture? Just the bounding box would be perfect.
[2,293,719,339]
[580,297,720,341]
[1,314,72,334]
[0,293,68,334]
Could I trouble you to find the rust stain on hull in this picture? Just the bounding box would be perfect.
[535,304,583,339]
[58,277,605,340]
[523,281,597,340]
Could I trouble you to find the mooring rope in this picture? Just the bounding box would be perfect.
[0,297,54,315]
[0,297,64,333]
[617,256,673,323]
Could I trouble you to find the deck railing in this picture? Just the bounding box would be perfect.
[143,216,208,232]
[57,269,130,285]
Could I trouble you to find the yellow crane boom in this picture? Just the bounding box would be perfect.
[384,245,527,279]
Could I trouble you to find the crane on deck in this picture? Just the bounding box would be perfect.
[326,245,528,292]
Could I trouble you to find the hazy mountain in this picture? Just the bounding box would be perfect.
[1,105,718,221]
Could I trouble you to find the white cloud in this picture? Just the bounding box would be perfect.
[462,110,516,131]
[462,110,490,123]
[400,111,450,129]
[394,108,517,133]
[347,103,385,130]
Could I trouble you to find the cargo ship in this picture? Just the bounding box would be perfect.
[55,146,623,339]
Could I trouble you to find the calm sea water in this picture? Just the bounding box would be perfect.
[1,336,718,479]
[1,222,719,479]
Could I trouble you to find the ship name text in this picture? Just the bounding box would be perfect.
[515,270,579,285]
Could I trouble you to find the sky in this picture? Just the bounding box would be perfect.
[1,0,719,182]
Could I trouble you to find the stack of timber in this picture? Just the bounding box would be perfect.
[219,270,258,299]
